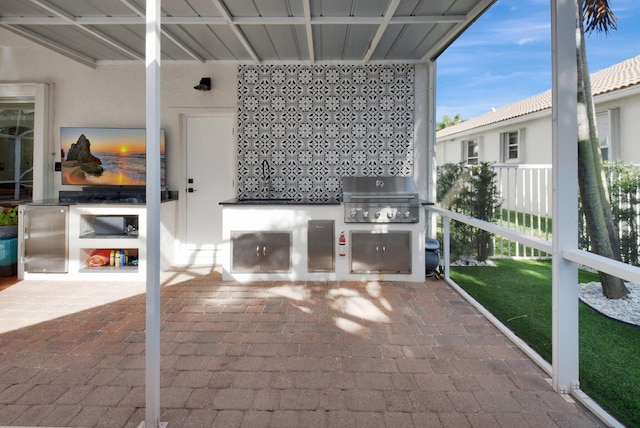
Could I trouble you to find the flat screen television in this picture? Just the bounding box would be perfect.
[60,127,166,188]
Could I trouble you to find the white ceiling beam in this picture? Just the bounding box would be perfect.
[303,0,314,63]
[28,0,143,60]
[28,0,75,21]
[211,0,260,63]
[233,16,306,25]
[391,15,466,24]
[421,0,496,61]
[362,0,402,63]
[0,24,97,68]
[162,27,206,62]
[120,0,205,63]
[0,14,466,27]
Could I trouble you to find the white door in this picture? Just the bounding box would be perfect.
[185,115,235,265]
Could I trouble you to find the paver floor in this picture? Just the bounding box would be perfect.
[0,268,604,427]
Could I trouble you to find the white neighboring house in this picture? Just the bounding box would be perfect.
[436,55,640,215]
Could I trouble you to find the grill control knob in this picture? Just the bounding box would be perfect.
[363,211,369,218]
[387,211,394,219]
[403,210,411,218]
[374,211,381,219]
[350,209,357,218]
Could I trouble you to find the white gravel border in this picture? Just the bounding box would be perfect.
[579,282,640,326]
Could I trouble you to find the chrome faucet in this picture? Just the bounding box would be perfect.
[261,159,273,197]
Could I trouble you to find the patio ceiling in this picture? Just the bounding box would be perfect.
[0,0,494,68]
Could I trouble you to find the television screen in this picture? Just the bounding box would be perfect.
[60,127,166,187]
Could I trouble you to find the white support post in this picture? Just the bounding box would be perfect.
[33,83,51,201]
[427,60,438,238]
[443,216,450,281]
[550,0,580,394]
[414,63,429,204]
[144,0,162,426]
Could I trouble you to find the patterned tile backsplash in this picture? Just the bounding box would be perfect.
[237,64,415,201]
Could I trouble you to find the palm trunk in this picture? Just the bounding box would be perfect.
[576,3,629,299]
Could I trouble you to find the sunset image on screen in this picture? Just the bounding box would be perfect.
[60,127,165,186]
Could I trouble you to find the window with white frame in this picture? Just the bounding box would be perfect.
[595,108,619,161]
[463,139,479,164]
[500,129,525,163]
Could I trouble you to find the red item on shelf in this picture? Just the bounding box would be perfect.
[87,249,111,266]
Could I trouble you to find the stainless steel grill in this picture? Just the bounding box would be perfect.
[342,176,420,223]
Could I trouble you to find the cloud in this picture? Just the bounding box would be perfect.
[436,0,640,121]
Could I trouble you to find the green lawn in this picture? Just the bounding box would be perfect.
[450,259,640,428]
[499,208,552,235]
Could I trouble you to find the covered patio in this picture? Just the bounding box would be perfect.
[1,0,636,426]
[0,271,603,427]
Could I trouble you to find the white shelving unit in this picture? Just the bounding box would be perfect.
[68,205,147,281]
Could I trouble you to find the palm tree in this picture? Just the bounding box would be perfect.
[577,0,629,299]
[437,113,463,130]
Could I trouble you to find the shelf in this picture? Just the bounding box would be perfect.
[79,233,139,239]
[78,265,138,273]
[20,203,163,281]
[80,248,139,271]
[79,213,139,238]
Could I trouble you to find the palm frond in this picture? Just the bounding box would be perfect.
[582,0,617,34]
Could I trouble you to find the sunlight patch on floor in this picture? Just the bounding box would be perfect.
[334,316,370,334]
[267,284,311,302]
[328,287,391,323]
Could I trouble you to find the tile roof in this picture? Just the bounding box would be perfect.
[437,54,640,138]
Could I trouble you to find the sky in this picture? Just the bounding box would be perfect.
[436,0,640,121]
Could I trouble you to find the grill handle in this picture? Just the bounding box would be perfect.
[349,195,416,200]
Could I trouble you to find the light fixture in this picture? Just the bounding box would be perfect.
[194,77,211,91]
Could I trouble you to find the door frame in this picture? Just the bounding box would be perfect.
[0,83,51,201]
[177,110,237,265]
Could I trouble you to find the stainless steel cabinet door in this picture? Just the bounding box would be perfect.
[261,232,291,272]
[231,232,261,272]
[380,232,411,273]
[350,232,380,273]
[350,231,411,274]
[231,231,291,273]
[23,206,68,273]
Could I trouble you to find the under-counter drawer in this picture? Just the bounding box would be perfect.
[307,220,334,272]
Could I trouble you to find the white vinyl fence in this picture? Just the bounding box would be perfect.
[493,164,552,258]
[490,163,640,264]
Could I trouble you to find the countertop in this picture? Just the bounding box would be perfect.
[22,191,179,206]
[220,197,341,206]
[220,198,435,206]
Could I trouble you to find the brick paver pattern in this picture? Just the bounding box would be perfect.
[0,273,604,427]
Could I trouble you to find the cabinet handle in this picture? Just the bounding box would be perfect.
[256,246,260,256]
[262,246,267,256]
[382,246,386,253]
[376,246,379,253]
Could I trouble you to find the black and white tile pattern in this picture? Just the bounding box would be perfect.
[237,64,415,201]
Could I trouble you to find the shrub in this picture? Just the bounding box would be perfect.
[436,162,502,261]
[0,206,18,226]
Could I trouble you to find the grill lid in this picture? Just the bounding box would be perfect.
[342,176,419,202]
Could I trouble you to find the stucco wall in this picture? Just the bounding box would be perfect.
[0,27,238,196]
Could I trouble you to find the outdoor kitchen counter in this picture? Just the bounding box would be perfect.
[220,201,426,283]
[219,198,341,205]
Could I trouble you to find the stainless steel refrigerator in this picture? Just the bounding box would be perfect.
[21,205,68,273]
